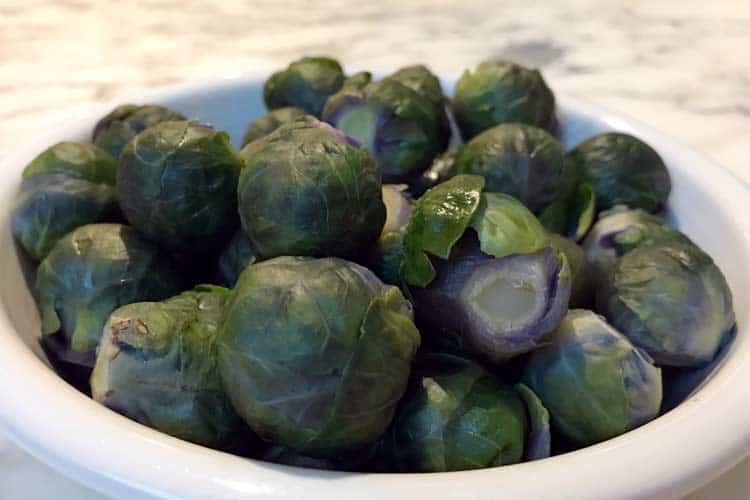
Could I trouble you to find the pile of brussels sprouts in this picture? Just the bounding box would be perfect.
[12,56,735,473]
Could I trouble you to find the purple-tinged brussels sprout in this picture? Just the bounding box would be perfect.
[241,107,307,147]
[381,354,549,472]
[582,206,690,283]
[452,60,556,139]
[413,238,570,363]
[403,176,570,362]
[264,56,345,117]
[523,309,663,446]
[91,285,247,449]
[451,123,566,214]
[216,229,257,287]
[12,142,119,261]
[597,240,735,367]
[548,233,595,308]
[35,224,183,368]
[217,257,420,457]
[369,185,413,285]
[568,133,671,213]
[238,117,385,260]
[92,104,185,159]
[322,78,449,183]
[117,121,243,252]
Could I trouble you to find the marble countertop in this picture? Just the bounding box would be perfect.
[0,1,748,498]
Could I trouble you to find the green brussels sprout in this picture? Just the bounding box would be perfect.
[369,185,413,285]
[238,117,385,260]
[342,71,372,90]
[92,104,185,158]
[452,60,556,139]
[264,56,345,117]
[382,354,549,472]
[451,123,566,214]
[582,206,690,282]
[91,285,246,448]
[568,133,671,213]
[387,64,445,109]
[403,176,571,362]
[409,149,458,197]
[217,256,420,457]
[523,309,663,446]
[241,107,307,147]
[21,141,117,184]
[216,229,257,287]
[322,79,449,183]
[36,224,183,367]
[548,233,595,309]
[597,240,735,367]
[117,121,243,252]
[11,142,119,261]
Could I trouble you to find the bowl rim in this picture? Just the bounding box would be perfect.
[0,75,748,500]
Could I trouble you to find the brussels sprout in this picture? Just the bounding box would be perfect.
[264,56,345,117]
[342,71,372,90]
[216,229,257,287]
[322,79,449,183]
[217,257,420,457]
[409,149,458,197]
[568,133,671,213]
[370,185,413,285]
[12,142,120,261]
[92,104,185,159]
[452,60,556,139]
[523,309,662,446]
[238,117,385,260]
[582,207,690,282]
[548,233,595,308]
[597,240,735,367]
[36,224,183,367]
[451,123,565,214]
[404,179,570,362]
[117,121,243,252]
[382,354,549,472]
[241,107,307,146]
[387,64,445,109]
[21,141,117,185]
[91,285,246,448]
[413,238,570,363]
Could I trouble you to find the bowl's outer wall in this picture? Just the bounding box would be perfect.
[0,77,747,500]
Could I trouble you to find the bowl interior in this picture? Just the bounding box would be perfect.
[0,77,747,500]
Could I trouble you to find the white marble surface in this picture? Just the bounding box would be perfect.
[0,0,748,498]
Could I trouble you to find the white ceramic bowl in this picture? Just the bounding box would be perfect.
[0,76,748,500]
